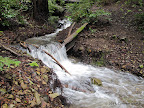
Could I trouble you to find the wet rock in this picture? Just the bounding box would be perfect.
[91,77,102,86]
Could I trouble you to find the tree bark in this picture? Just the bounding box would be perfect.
[32,0,49,20]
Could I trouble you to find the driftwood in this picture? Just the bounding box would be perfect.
[43,50,71,75]
[0,43,20,56]
[67,22,76,37]
[20,42,31,52]
[62,23,88,46]
[20,42,71,75]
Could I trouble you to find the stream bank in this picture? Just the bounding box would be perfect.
[56,2,144,78]
[0,14,66,108]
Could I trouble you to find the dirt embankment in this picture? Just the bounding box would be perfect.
[0,18,66,107]
[56,3,144,77]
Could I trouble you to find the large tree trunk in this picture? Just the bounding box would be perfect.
[32,0,49,20]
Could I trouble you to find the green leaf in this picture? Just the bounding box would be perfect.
[29,62,39,67]
[139,64,143,69]
[0,56,21,71]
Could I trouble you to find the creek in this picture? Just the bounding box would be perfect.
[24,19,144,108]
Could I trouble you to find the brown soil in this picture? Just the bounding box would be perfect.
[56,3,144,77]
[0,20,65,107]
[1,20,55,44]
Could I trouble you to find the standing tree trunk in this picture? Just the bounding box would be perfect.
[32,0,49,20]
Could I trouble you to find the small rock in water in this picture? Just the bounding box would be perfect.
[91,77,102,86]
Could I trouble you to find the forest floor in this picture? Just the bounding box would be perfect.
[56,2,144,77]
[0,19,65,107]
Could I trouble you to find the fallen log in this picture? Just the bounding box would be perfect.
[43,50,71,75]
[67,22,76,37]
[0,43,20,57]
[62,23,88,46]
[20,42,71,75]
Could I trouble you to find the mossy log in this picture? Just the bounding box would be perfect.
[62,23,88,46]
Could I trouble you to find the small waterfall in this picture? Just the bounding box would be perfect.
[25,19,144,108]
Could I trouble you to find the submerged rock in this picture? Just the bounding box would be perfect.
[91,77,102,86]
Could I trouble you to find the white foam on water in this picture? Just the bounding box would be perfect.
[25,19,144,108]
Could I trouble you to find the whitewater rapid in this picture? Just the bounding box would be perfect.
[25,19,144,108]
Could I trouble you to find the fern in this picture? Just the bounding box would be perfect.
[0,56,21,71]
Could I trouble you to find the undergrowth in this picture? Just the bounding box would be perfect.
[135,12,144,33]
[0,56,21,71]
[65,0,111,23]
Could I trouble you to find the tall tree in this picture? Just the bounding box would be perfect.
[32,0,49,20]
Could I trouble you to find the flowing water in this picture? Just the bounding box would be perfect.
[25,19,144,108]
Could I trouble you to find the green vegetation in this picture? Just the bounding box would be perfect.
[48,0,65,15]
[139,64,143,69]
[124,0,143,6]
[97,0,143,6]
[65,0,111,23]
[0,0,65,27]
[92,53,105,67]
[29,61,39,67]
[95,53,105,66]
[0,0,30,26]
[135,12,144,33]
[0,56,21,71]
[48,16,60,26]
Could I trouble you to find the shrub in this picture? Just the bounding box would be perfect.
[48,0,65,15]
[65,0,111,23]
[0,0,30,26]
[135,12,144,33]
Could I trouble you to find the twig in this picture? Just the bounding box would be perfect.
[20,42,31,52]
[67,22,76,37]
[0,43,20,57]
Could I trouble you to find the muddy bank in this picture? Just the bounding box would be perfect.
[56,3,144,77]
